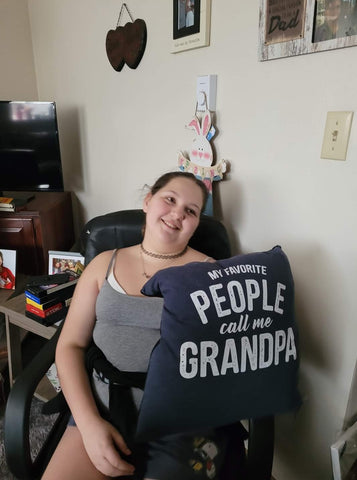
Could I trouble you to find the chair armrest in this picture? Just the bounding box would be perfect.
[4,325,69,479]
[246,416,275,480]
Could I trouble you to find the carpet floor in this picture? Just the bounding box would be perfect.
[0,396,58,479]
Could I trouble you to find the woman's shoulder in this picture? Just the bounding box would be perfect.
[88,249,116,264]
[76,250,118,288]
[186,247,215,263]
[81,249,117,276]
[87,246,138,269]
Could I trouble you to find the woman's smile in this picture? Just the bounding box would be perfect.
[161,217,182,231]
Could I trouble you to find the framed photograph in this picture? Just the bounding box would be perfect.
[0,248,16,290]
[48,251,85,276]
[259,0,357,61]
[172,0,211,53]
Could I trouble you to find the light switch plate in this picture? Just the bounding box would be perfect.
[321,111,354,161]
[196,75,217,112]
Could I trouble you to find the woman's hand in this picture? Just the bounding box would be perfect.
[81,416,135,477]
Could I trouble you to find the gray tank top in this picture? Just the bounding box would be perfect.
[91,250,163,409]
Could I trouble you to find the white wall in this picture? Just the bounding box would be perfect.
[14,1,357,478]
[0,0,37,99]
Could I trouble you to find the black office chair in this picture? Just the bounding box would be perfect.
[4,210,274,479]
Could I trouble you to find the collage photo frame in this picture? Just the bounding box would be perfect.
[259,0,357,61]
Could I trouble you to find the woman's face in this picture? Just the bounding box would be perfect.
[143,177,204,248]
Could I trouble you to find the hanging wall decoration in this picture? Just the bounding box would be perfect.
[259,0,357,61]
[178,106,227,216]
[106,3,147,71]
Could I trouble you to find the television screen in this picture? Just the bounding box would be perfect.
[0,101,64,193]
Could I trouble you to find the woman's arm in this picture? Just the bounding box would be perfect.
[55,251,134,476]
[55,252,105,426]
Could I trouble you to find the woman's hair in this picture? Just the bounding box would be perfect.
[150,171,208,211]
[0,251,3,262]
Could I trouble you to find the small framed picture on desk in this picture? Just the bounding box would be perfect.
[0,249,16,290]
[48,251,84,276]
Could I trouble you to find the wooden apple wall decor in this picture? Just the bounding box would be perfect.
[106,3,147,71]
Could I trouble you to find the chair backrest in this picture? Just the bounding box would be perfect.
[79,209,231,264]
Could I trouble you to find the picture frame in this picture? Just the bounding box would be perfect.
[48,251,85,276]
[331,421,357,480]
[172,0,211,53]
[0,248,16,290]
[259,0,357,61]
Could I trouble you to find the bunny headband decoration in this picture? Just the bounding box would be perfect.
[178,109,227,216]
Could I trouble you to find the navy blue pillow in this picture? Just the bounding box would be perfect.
[136,246,301,441]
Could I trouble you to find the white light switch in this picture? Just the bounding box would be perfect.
[321,111,354,161]
[196,75,217,112]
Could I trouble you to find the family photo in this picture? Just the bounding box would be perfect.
[48,251,84,276]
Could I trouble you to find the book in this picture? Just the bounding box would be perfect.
[25,276,79,299]
[25,282,76,304]
[0,207,14,212]
[26,295,67,311]
[26,296,72,311]
[25,305,69,326]
[0,196,15,205]
[27,272,71,287]
[26,301,64,318]
[26,297,72,316]
[0,197,27,211]
[1,192,34,201]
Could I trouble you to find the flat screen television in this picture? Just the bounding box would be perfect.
[0,100,64,195]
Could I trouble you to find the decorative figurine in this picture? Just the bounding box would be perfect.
[106,3,147,71]
[178,109,227,216]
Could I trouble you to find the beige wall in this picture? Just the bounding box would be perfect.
[6,1,357,478]
[0,0,37,99]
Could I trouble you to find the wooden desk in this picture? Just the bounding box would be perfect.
[0,287,18,371]
[0,292,57,387]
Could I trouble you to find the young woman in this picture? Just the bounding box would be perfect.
[42,172,232,480]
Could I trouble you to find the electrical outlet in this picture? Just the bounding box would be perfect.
[321,111,353,161]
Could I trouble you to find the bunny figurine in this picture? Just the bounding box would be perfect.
[178,109,227,216]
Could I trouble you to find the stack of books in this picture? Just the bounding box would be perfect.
[25,272,79,326]
[0,196,28,212]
